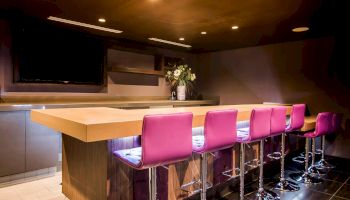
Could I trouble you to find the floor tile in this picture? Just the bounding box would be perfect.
[307,179,343,195]
[1,156,350,200]
[291,189,332,200]
[331,196,350,200]
[325,170,350,183]
[335,184,350,199]
[0,172,65,200]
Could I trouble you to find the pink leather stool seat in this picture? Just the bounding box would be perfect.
[315,113,343,170]
[192,109,238,154]
[236,108,272,142]
[114,147,142,167]
[236,108,275,200]
[297,112,333,139]
[187,109,238,200]
[290,112,333,184]
[113,112,193,200]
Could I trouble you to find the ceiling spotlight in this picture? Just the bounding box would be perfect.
[292,27,309,32]
[201,31,207,35]
[48,16,122,34]
[148,38,192,48]
[232,26,239,30]
[179,37,185,41]
[98,18,106,23]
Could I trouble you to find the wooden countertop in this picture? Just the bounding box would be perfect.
[0,99,218,111]
[301,116,316,132]
[31,104,301,142]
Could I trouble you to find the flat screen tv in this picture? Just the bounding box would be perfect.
[12,17,105,85]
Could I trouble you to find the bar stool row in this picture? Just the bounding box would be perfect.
[113,104,342,200]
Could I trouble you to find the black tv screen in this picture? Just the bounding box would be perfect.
[12,17,105,85]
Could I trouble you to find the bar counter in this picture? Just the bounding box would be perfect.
[0,99,218,111]
[30,104,316,200]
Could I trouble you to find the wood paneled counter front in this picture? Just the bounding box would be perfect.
[30,105,315,200]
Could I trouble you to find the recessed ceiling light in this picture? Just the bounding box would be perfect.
[201,31,207,35]
[292,27,309,32]
[232,25,239,30]
[98,18,106,23]
[47,16,122,34]
[179,37,185,41]
[148,38,191,48]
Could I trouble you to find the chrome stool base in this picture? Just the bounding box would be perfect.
[316,159,335,170]
[308,165,327,177]
[290,138,323,184]
[255,140,280,200]
[290,172,323,184]
[256,189,280,200]
[316,136,336,170]
[275,133,301,192]
[274,179,300,192]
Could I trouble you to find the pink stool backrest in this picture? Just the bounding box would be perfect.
[331,113,343,133]
[312,112,333,137]
[270,107,287,136]
[286,104,306,132]
[249,108,272,141]
[201,109,238,153]
[141,112,193,167]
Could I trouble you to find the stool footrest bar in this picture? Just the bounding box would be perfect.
[221,167,243,179]
[292,156,305,164]
[267,151,282,160]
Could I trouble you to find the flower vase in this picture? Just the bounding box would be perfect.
[177,85,186,101]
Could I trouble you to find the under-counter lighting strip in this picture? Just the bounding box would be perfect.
[148,37,192,48]
[47,16,123,34]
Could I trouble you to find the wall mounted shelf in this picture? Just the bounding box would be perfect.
[109,66,164,76]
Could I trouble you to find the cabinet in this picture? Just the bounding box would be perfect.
[25,111,59,171]
[0,111,59,177]
[0,111,26,177]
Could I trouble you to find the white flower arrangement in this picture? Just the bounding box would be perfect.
[165,64,196,88]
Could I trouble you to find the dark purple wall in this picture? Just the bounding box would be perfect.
[195,37,350,158]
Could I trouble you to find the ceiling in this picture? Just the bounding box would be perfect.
[0,0,344,52]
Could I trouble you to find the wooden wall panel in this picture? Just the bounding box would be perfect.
[62,135,107,200]
[107,137,136,200]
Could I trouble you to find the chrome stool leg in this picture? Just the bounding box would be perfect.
[240,143,245,200]
[180,153,212,197]
[275,133,300,192]
[256,140,280,200]
[316,135,335,169]
[308,138,327,177]
[200,153,208,200]
[290,138,323,184]
[149,167,157,200]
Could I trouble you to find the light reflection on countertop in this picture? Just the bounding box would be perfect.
[0,99,218,111]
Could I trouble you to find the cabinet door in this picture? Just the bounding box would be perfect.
[25,111,59,171]
[0,111,26,177]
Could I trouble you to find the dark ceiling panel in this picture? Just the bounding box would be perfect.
[0,0,344,52]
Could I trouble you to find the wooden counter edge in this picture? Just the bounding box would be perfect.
[31,109,88,142]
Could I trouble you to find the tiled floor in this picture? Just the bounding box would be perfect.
[0,172,67,200]
[0,156,349,200]
[221,156,350,200]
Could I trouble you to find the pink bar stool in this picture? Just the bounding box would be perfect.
[237,108,278,200]
[316,113,343,169]
[290,112,333,184]
[189,109,238,200]
[273,104,306,192]
[113,112,193,200]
